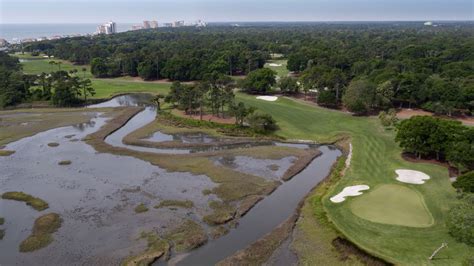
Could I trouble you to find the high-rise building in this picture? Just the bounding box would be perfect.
[96,21,116,35]
[172,20,185,27]
[150,20,159,28]
[143,21,151,29]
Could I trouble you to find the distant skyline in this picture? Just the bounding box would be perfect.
[1,0,473,24]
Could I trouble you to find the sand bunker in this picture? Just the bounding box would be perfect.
[395,169,430,184]
[268,63,282,67]
[256,96,278,102]
[330,185,370,203]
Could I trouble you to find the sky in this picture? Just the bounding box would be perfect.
[1,0,473,24]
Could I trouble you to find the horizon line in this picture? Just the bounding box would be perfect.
[1,19,474,25]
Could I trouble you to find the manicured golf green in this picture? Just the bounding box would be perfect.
[235,93,473,265]
[350,184,434,227]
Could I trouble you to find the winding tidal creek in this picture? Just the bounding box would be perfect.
[0,94,340,265]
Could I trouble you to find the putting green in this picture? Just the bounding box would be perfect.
[350,184,434,228]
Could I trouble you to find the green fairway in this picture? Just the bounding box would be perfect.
[19,57,93,78]
[19,58,170,99]
[350,184,434,227]
[264,59,289,78]
[235,93,473,265]
[90,79,170,99]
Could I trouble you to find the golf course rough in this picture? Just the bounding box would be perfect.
[350,184,434,227]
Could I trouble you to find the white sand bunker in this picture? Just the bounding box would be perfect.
[330,185,370,203]
[268,63,282,67]
[395,169,430,184]
[256,96,278,102]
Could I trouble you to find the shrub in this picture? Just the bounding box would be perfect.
[447,194,474,246]
[246,112,278,134]
[453,172,474,193]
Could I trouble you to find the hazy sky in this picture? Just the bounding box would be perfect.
[1,0,473,24]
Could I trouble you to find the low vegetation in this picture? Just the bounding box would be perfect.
[292,154,364,265]
[0,150,15,156]
[84,107,289,206]
[154,200,194,209]
[1,191,49,211]
[19,213,62,252]
[122,231,170,266]
[0,108,100,147]
[210,226,229,239]
[165,220,208,252]
[134,203,149,213]
[0,217,4,240]
[47,142,60,147]
[203,201,236,225]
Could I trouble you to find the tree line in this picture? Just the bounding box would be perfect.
[0,52,95,108]
[395,115,473,172]
[21,23,474,115]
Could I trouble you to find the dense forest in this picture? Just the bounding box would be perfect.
[13,23,474,114]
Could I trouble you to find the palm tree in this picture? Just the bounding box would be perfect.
[48,61,57,72]
[152,94,165,111]
[80,78,95,104]
[48,61,62,71]
[69,69,78,76]
[81,67,87,79]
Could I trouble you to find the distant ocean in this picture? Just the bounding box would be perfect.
[0,23,134,42]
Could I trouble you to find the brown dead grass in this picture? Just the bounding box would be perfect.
[217,215,297,266]
[282,148,322,181]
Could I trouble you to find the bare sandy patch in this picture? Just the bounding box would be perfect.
[395,169,430,184]
[256,96,278,102]
[330,185,370,203]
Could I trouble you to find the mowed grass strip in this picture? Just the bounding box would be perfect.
[350,184,434,228]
